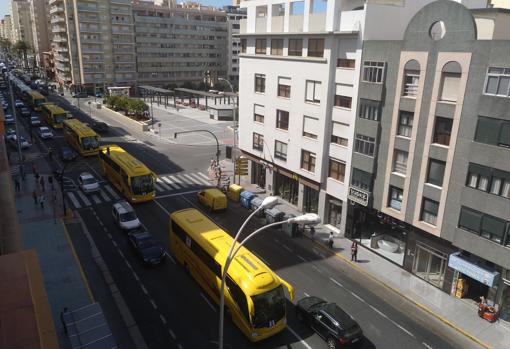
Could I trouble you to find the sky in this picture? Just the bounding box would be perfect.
[0,0,235,19]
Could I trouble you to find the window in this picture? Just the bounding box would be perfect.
[331,121,349,147]
[433,117,452,146]
[252,133,263,151]
[358,99,380,121]
[484,67,510,97]
[388,186,403,211]
[254,74,265,93]
[362,61,385,83]
[334,95,352,109]
[328,158,345,182]
[271,39,283,56]
[397,111,413,137]
[439,73,461,102]
[305,80,321,103]
[255,38,266,54]
[301,150,316,172]
[288,39,303,56]
[354,134,375,157]
[240,38,246,53]
[307,38,324,58]
[474,116,510,148]
[253,104,264,123]
[466,163,510,199]
[277,77,291,98]
[421,198,439,226]
[274,140,287,160]
[403,70,419,97]
[276,109,289,130]
[303,115,318,139]
[331,135,348,146]
[351,168,372,192]
[393,150,408,175]
[337,58,355,69]
[427,159,446,187]
[459,207,509,245]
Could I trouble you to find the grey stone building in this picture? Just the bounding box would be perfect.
[346,0,510,322]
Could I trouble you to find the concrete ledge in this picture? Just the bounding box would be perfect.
[103,106,150,132]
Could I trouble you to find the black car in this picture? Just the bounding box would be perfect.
[296,296,363,348]
[128,229,165,266]
[60,146,77,162]
[91,121,109,133]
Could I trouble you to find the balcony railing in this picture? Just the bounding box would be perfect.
[339,10,363,32]
[50,6,65,14]
[77,5,99,12]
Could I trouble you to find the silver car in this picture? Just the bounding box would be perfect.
[78,172,100,194]
[38,126,54,139]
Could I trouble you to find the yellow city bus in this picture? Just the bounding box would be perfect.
[41,103,67,129]
[98,144,155,203]
[27,91,47,111]
[169,208,295,342]
[62,119,100,156]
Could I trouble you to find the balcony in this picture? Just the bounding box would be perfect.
[51,16,66,24]
[50,6,65,14]
[77,5,99,12]
[271,16,284,32]
[53,36,68,43]
[240,19,246,33]
[289,15,303,32]
[52,26,66,33]
[80,26,102,33]
[110,7,131,14]
[255,17,266,33]
[49,0,63,4]
[309,13,326,32]
[79,16,100,23]
[338,10,363,32]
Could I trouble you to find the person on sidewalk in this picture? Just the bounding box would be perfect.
[351,241,358,262]
[32,190,38,205]
[328,232,334,249]
[310,226,316,241]
[48,175,54,190]
[14,176,20,192]
[40,176,45,192]
[39,194,45,209]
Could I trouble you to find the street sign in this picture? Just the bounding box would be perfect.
[235,157,248,176]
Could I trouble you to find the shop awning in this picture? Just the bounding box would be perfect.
[448,252,500,287]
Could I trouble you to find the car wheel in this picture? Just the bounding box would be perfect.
[327,337,338,349]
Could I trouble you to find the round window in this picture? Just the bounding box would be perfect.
[430,21,446,41]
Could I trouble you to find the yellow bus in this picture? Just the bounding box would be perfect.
[98,144,155,203]
[27,91,47,111]
[62,119,100,156]
[169,208,295,342]
[41,103,67,129]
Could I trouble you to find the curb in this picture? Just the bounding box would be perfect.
[309,235,493,349]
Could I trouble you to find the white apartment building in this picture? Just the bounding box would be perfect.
[237,0,486,233]
[29,0,51,67]
[50,0,137,91]
[224,5,247,86]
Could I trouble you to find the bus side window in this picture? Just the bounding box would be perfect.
[226,276,250,322]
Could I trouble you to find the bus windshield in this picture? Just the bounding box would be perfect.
[251,285,286,329]
[82,136,99,150]
[54,113,66,124]
[131,175,154,195]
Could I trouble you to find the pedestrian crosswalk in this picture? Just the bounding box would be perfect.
[66,171,212,209]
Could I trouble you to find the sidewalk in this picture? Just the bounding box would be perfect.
[215,159,510,349]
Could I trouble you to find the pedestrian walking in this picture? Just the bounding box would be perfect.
[34,172,40,182]
[40,176,45,192]
[32,190,38,205]
[351,241,358,262]
[327,232,334,249]
[60,307,68,334]
[14,176,20,192]
[39,194,45,209]
[48,176,54,190]
[310,226,316,241]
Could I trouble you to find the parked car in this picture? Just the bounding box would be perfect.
[20,107,30,117]
[112,200,141,230]
[197,188,227,211]
[38,126,54,139]
[95,91,103,98]
[91,121,108,133]
[72,92,88,98]
[296,296,363,348]
[4,114,15,124]
[128,228,165,266]
[5,128,16,141]
[30,116,41,126]
[9,135,31,149]
[78,172,100,194]
[60,146,77,162]
[14,100,23,108]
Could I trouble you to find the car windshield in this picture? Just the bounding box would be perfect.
[120,211,137,222]
[251,285,286,329]
[81,136,99,150]
[54,113,66,124]
[131,175,154,195]
[82,177,96,185]
[40,128,49,133]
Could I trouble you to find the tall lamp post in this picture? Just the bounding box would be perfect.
[218,197,321,349]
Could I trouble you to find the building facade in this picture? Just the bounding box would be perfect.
[224,5,246,86]
[29,0,51,67]
[11,0,34,45]
[132,0,227,87]
[345,0,510,323]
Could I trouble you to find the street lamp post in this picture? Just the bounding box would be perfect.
[217,198,321,349]
[174,130,221,169]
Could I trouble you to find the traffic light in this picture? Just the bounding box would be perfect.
[235,157,248,176]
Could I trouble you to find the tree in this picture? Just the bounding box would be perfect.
[116,95,130,114]
[130,99,149,117]
[0,38,12,53]
[13,40,30,69]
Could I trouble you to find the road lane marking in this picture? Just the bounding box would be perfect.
[368,305,388,318]
[66,192,81,208]
[162,176,180,189]
[156,177,172,190]
[282,244,293,253]
[349,291,366,303]
[150,299,158,309]
[168,175,184,189]
[112,240,118,247]
[154,183,164,192]
[177,344,183,349]
[99,189,110,201]
[194,172,211,185]
[159,314,167,324]
[390,320,415,338]
[118,249,124,257]
[91,194,101,204]
[103,227,107,232]
[201,293,216,312]
[154,199,170,215]
[297,254,307,262]
[182,173,202,185]
[76,190,92,206]
[107,233,113,239]
[164,251,176,264]
[304,292,310,297]
[156,189,201,199]
[104,185,120,199]
[330,277,344,288]
[286,326,313,349]
[169,329,176,340]
[312,265,323,274]
[140,284,148,295]
[422,343,433,349]
[132,272,140,281]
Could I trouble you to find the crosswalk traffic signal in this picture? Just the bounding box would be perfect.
[235,157,248,176]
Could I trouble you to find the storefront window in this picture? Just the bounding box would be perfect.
[274,172,298,206]
[327,197,343,229]
[303,186,319,213]
[251,162,265,189]
[412,244,447,289]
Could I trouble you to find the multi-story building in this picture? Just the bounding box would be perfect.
[224,5,246,86]
[132,0,227,87]
[50,0,137,91]
[345,0,510,323]
[29,0,51,67]
[11,0,34,45]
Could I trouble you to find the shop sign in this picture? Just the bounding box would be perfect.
[348,187,370,206]
[448,252,500,287]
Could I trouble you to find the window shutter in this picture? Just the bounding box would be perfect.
[306,81,314,101]
[303,116,319,136]
[332,122,349,137]
[279,77,291,86]
[440,73,461,102]
[314,82,322,101]
[254,104,264,115]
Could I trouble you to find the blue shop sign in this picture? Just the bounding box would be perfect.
[448,252,500,287]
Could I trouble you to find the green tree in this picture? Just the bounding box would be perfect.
[13,40,30,69]
[116,95,130,114]
[105,95,120,109]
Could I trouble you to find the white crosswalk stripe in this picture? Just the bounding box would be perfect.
[154,183,164,191]
[104,185,120,200]
[91,194,101,204]
[194,172,212,185]
[182,173,202,186]
[156,178,172,190]
[99,189,111,202]
[162,176,180,189]
[67,192,81,209]
[76,190,92,206]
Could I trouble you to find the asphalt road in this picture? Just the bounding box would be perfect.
[5,90,482,349]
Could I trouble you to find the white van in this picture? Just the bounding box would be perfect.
[112,200,141,230]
